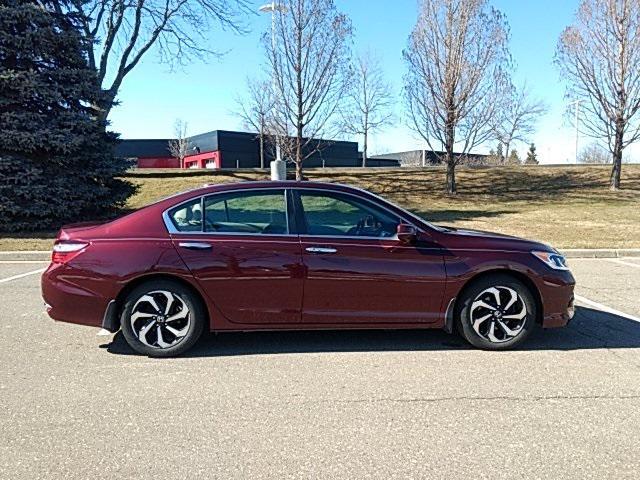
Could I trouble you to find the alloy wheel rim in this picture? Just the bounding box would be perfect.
[130,290,190,349]
[470,286,527,343]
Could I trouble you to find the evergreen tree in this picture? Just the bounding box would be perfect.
[507,149,521,165]
[525,143,539,165]
[496,143,505,164]
[0,1,134,232]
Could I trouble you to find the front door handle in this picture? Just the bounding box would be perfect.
[178,241,212,250]
[305,247,337,254]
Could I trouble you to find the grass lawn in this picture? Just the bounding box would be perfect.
[3,164,639,251]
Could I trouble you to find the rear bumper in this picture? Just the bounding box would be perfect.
[538,270,576,328]
[41,263,112,329]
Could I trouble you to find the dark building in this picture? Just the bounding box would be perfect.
[114,139,178,168]
[371,150,489,167]
[116,130,365,169]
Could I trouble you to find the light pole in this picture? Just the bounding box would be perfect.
[568,99,583,164]
[259,2,287,180]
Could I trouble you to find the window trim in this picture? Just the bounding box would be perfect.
[163,188,294,237]
[162,185,424,240]
[163,197,204,235]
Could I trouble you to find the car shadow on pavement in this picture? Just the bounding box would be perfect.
[101,306,640,357]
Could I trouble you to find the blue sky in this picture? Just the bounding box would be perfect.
[108,0,607,164]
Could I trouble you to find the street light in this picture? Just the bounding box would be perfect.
[259,2,287,180]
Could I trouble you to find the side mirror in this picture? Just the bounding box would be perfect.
[396,224,418,244]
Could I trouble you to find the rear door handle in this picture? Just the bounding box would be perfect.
[305,247,337,254]
[178,242,212,250]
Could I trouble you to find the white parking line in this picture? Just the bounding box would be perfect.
[607,258,640,269]
[0,268,46,284]
[0,261,48,264]
[575,294,640,324]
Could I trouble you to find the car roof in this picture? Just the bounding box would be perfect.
[147,180,367,211]
[191,180,361,196]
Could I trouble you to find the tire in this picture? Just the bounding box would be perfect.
[120,279,206,357]
[456,274,536,350]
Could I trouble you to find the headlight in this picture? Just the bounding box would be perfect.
[531,251,569,270]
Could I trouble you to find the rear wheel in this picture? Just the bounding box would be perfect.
[120,280,205,357]
[457,274,536,350]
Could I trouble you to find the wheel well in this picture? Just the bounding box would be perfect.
[453,269,543,324]
[114,274,210,326]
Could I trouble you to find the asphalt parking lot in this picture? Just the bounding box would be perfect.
[1,258,640,479]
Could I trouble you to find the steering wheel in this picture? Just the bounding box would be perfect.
[347,215,384,237]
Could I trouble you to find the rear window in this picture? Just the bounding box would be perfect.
[168,198,202,232]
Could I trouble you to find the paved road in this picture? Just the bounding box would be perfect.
[1,258,639,479]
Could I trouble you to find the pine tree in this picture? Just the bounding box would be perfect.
[496,143,505,164]
[0,1,135,232]
[525,143,539,165]
[507,149,521,165]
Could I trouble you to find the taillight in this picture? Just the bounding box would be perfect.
[51,242,88,264]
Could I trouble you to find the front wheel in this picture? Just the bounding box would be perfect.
[457,275,537,350]
[120,280,206,357]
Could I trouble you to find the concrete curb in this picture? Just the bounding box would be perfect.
[561,249,640,259]
[1,249,640,262]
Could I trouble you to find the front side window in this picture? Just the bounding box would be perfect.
[204,190,288,234]
[299,191,400,238]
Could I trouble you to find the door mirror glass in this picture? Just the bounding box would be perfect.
[397,224,417,244]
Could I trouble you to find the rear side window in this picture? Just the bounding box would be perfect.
[204,190,288,234]
[168,198,202,232]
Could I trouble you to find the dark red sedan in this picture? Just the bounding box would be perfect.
[42,181,575,357]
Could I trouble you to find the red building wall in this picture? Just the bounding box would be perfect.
[136,152,221,169]
[183,151,221,169]
[137,157,181,168]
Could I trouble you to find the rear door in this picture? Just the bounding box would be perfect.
[294,189,446,324]
[167,189,304,325]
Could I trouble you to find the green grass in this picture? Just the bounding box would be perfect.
[3,165,639,251]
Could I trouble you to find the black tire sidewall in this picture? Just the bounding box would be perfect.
[120,279,205,357]
[457,274,536,350]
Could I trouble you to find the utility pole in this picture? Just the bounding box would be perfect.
[259,2,287,180]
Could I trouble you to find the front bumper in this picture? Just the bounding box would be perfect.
[538,269,576,328]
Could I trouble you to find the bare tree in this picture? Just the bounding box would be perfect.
[236,77,276,168]
[556,0,640,189]
[66,0,250,123]
[168,119,189,167]
[403,0,511,194]
[341,52,393,167]
[267,0,352,180]
[578,142,611,164]
[491,84,547,164]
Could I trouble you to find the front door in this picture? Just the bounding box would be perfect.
[168,189,304,325]
[295,190,445,324]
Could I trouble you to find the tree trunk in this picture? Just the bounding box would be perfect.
[95,102,111,130]
[446,159,456,195]
[296,121,304,180]
[362,129,368,167]
[259,126,265,169]
[295,160,303,181]
[610,123,623,190]
[445,118,456,194]
[504,141,511,165]
[95,89,117,129]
